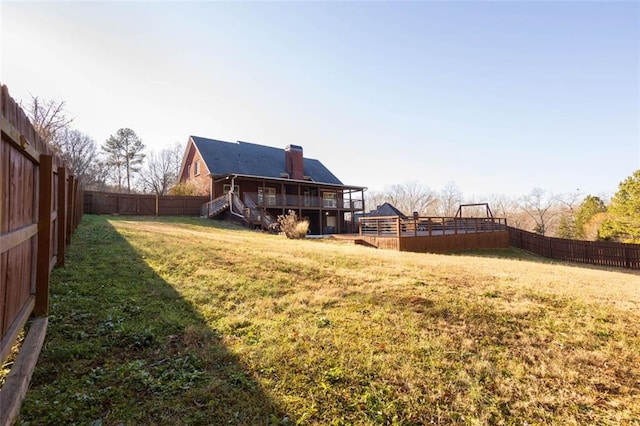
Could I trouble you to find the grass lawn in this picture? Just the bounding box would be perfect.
[10,215,640,425]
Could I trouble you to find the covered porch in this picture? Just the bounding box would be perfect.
[209,173,366,234]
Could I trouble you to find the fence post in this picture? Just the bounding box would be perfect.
[66,175,74,244]
[155,194,159,216]
[56,167,67,267]
[35,155,53,316]
[74,179,80,230]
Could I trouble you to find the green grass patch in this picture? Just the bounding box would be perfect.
[16,215,640,425]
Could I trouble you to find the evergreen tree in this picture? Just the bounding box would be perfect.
[557,215,575,239]
[102,128,145,193]
[574,195,607,240]
[599,170,640,243]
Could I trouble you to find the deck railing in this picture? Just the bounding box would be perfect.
[243,193,364,210]
[360,216,508,237]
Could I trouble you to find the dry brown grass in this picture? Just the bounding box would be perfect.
[19,216,640,425]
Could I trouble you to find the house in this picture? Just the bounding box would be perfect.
[354,202,406,233]
[354,202,406,223]
[363,202,406,218]
[178,136,366,234]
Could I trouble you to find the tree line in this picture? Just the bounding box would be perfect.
[25,96,186,196]
[365,173,639,244]
[26,96,639,244]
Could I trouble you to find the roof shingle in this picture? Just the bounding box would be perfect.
[191,136,343,185]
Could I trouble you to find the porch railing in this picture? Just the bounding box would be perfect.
[243,193,364,210]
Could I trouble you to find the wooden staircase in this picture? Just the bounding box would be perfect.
[241,196,278,231]
[201,194,278,232]
[201,195,229,218]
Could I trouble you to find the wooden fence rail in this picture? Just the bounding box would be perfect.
[0,83,83,425]
[508,226,640,270]
[84,191,209,216]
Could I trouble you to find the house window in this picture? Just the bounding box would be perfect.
[187,165,191,177]
[258,187,276,206]
[194,160,200,176]
[323,192,337,208]
[223,184,239,195]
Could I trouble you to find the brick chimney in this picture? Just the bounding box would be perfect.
[285,145,304,180]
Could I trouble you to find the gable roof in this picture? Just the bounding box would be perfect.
[190,136,343,185]
[367,202,406,217]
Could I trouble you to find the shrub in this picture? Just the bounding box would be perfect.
[168,181,208,196]
[277,210,309,239]
[168,182,199,196]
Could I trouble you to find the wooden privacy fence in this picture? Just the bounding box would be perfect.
[0,84,83,425]
[84,191,209,216]
[508,227,640,269]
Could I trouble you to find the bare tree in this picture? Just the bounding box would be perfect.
[487,193,530,229]
[364,190,388,213]
[557,189,583,215]
[139,146,183,196]
[384,181,437,215]
[53,128,100,184]
[438,181,463,216]
[402,181,438,215]
[168,142,185,180]
[519,188,559,235]
[365,181,437,216]
[556,190,582,238]
[25,95,73,145]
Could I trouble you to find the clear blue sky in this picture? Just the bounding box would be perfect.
[2,1,638,198]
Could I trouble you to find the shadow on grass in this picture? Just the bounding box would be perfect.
[19,215,289,425]
[107,214,252,232]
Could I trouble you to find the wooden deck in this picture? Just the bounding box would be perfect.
[358,216,510,253]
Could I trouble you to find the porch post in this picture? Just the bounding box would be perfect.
[297,182,302,221]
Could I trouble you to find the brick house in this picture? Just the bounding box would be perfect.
[178,136,366,234]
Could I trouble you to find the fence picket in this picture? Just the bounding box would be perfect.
[1,83,83,425]
[508,227,639,270]
[83,190,208,216]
